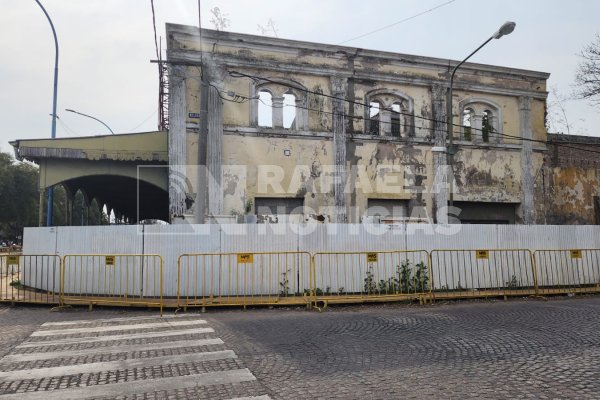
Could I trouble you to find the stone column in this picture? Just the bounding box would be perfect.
[272,96,284,128]
[331,76,348,223]
[472,114,483,142]
[380,109,392,136]
[206,65,225,218]
[167,65,188,220]
[519,96,534,224]
[432,84,448,224]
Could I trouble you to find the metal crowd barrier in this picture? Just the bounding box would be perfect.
[533,249,600,295]
[0,254,61,304]
[177,252,312,309]
[429,249,536,299]
[61,254,163,314]
[311,250,431,306]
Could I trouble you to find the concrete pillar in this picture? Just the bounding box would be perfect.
[519,96,534,224]
[167,65,188,220]
[331,76,348,223]
[472,114,483,142]
[380,109,392,136]
[206,71,224,218]
[432,84,448,224]
[272,96,284,128]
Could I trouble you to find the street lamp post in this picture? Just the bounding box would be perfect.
[34,0,59,227]
[445,21,516,209]
[65,109,115,134]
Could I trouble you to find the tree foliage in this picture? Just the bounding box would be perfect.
[0,152,39,239]
[0,151,109,240]
[575,34,600,106]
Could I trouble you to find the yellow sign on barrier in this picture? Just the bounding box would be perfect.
[6,255,19,265]
[476,250,489,260]
[237,253,254,263]
[366,253,378,263]
[105,256,115,266]
[570,249,582,259]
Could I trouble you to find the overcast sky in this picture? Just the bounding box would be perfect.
[2,0,599,154]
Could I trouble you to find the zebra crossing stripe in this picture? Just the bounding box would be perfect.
[1,338,224,363]
[42,314,199,327]
[0,368,257,400]
[32,319,207,336]
[16,327,214,348]
[0,350,236,381]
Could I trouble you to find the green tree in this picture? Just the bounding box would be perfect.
[0,152,39,240]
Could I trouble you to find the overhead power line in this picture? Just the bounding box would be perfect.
[338,0,457,45]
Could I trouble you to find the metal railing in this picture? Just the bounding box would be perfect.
[311,250,431,306]
[0,254,61,304]
[61,254,163,314]
[533,249,600,295]
[1,248,598,310]
[177,252,312,309]
[429,249,537,299]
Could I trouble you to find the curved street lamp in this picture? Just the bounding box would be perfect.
[445,21,516,208]
[34,0,59,227]
[65,108,115,134]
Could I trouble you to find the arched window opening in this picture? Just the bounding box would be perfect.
[283,93,296,129]
[482,109,493,143]
[258,90,273,127]
[369,101,381,136]
[462,107,474,141]
[391,103,401,137]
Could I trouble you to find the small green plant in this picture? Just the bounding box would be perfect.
[399,262,412,293]
[279,269,290,297]
[364,266,377,294]
[338,287,345,295]
[9,279,22,288]
[413,262,429,292]
[506,275,518,289]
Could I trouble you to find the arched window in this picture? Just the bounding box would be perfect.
[368,101,381,136]
[258,90,273,128]
[459,99,502,144]
[364,90,414,137]
[251,78,308,130]
[462,107,474,141]
[283,92,296,129]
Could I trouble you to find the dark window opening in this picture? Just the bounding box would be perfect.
[391,103,401,137]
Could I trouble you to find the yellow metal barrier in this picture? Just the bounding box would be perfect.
[311,250,431,306]
[177,252,312,308]
[533,249,600,295]
[429,249,536,299]
[0,254,61,304]
[61,254,163,314]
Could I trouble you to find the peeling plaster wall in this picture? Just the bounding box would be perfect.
[166,25,552,224]
[545,135,600,224]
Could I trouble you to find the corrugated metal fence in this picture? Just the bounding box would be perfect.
[14,224,600,309]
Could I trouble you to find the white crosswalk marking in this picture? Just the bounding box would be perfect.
[32,319,207,336]
[16,327,215,348]
[2,338,224,363]
[0,314,270,400]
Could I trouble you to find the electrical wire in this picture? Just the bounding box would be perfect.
[226,70,600,155]
[338,0,457,45]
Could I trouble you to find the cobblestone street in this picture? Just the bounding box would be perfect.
[0,297,599,399]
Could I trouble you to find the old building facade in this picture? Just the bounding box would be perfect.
[165,24,551,225]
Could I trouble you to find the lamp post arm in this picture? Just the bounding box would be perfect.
[447,35,495,144]
[65,109,115,134]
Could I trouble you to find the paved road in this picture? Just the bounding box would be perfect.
[0,297,599,399]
